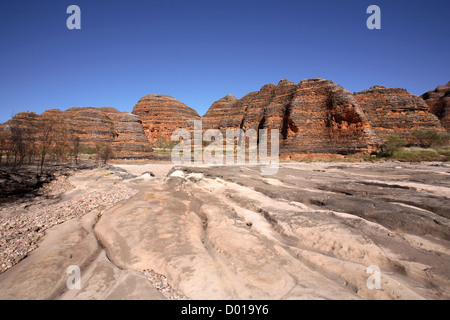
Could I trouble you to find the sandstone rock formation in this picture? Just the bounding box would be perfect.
[4,112,40,135]
[200,79,447,155]
[2,107,155,160]
[64,107,120,147]
[2,112,42,156]
[1,155,449,299]
[202,79,379,155]
[3,79,448,159]
[280,79,378,154]
[202,94,241,130]
[354,86,445,142]
[93,162,450,300]
[98,107,127,127]
[422,81,450,131]
[132,94,200,143]
[112,113,153,159]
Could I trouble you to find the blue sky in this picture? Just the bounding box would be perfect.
[0,0,449,123]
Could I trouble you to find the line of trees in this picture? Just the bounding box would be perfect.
[379,129,450,156]
[0,113,114,172]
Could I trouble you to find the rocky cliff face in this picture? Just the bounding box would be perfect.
[112,113,153,159]
[132,94,200,143]
[354,85,445,142]
[279,79,378,154]
[6,107,125,147]
[4,112,41,137]
[200,79,446,154]
[63,107,155,158]
[421,81,450,131]
[64,107,120,147]
[202,79,379,155]
[202,94,241,130]
[3,79,447,160]
[3,107,154,159]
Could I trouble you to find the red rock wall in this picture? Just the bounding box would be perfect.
[3,107,154,159]
[422,82,450,132]
[355,86,445,142]
[3,79,447,159]
[64,107,119,147]
[132,94,200,143]
[202,79,379,155]
[112,113,153,159]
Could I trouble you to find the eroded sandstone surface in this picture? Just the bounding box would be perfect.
[355,86,445,142]
[112,113,154,159]
[96,162,450,300]
[1,162,448,300]
[1,107,155,159]
[200,79,445,156]
[422,81,450,132]
[202,79,380,155]
[132,94,200,143]
[2,79,446,159]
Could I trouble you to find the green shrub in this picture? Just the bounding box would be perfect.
[155,136,177,150]
[412,130,450,148]
[434,146,450,157]
[155,136,167,149]
[392,147,442,162]
[380,135,407,156]
[79,144,98,155]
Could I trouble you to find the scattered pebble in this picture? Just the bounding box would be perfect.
[0,175,138,275]
[143,269,189,300]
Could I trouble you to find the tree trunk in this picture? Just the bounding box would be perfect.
[13,151,17,167]
[40,148,46,174]
[74,142,79,165]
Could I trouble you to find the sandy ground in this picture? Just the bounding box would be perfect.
[1,161,449,299]
[111,162,175,178]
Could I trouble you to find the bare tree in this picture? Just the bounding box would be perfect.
[9,124,27,166]
[7,112,41,166]
[36,113,70,173]
[98,143,114,165]
[0,127,11,165]
[72,135,81,165]
[25,140,38,164]
[52,124,71,164]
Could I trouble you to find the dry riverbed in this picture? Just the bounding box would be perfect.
[0,161,449,300]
